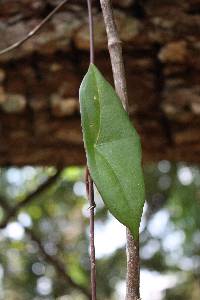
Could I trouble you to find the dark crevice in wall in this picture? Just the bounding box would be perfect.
[153,44,174,147]
[187,5,200,15]
[132,0,146,19]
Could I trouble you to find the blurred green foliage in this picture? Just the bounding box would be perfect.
[0,162,199,300]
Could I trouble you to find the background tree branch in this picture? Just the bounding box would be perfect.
[0,177,91,299]
[26,227,91,299]
[0,170,62,229]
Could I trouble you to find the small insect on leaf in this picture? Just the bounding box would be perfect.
[79,64,145,238]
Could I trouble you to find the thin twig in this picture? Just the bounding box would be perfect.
[85,168,96,300]
[99,1,140,299]
[26,227,91,299]
[0,0,70,56]
[87,0,95,64]
[86,0,97,299]
[0,170,61,229]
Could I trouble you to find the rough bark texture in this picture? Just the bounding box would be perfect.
[0,0,200,166]
[126,232,140,300]
[99,2,140,299]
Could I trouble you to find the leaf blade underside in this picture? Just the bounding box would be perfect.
[79,64,145,238]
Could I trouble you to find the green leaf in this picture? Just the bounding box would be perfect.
[79,64,145,238]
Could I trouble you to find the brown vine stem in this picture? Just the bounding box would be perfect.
[99,1,140,299]
[86,0,97,299]
[87,0,95,64]
[85,167,97,300]
[0,0,69,55]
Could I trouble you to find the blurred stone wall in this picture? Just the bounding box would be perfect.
[0,0,200,165]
